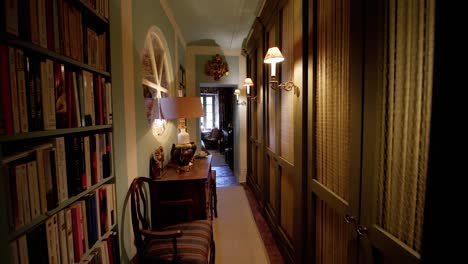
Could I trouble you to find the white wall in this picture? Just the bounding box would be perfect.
[110,0,188,261]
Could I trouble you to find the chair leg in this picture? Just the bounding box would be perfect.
[211,170,218,218]
[210,233,216,264]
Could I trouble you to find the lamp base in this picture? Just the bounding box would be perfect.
[170,142,197,172]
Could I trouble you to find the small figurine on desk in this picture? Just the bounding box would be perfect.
[150,146,164,179]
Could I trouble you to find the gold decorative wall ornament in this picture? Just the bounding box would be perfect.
[206,54,229,81]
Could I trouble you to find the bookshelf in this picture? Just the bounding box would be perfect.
[0,0,119,263]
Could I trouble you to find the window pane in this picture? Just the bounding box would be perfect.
[207,97,213,104]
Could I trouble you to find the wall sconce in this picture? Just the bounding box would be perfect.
[234,89,246,106]
[243,78,258,103]
[264,47,300,96]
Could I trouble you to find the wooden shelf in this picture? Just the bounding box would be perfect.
[77,0,109,25]
[0,125,112,143]
[0,0,116,262]
[8,176,115,241]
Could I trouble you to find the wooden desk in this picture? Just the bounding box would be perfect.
[151,155,212,228]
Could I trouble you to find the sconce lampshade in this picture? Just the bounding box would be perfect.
[234,89,241,96]
[243,78,254,86]
[243,78,253,95]
[264,47,285,64]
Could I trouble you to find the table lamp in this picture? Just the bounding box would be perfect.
[160,97,203,172]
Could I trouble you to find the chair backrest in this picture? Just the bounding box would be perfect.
[130,177,153,251]
[210,127,220,139]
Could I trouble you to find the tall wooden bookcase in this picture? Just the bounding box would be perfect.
[0,0,119,263]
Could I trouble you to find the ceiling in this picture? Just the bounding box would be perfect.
[165,0,264,49]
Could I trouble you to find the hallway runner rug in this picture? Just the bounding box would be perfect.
[213,186,270,263]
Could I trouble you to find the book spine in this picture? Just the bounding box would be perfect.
[84,136,91,189]
[57,0,64,54]
[5,0,19,35]
[45,148,58,210]
[16,163,31,224]
[77,71,85,127]
[7,166,21,229]
[18,0,31,42]
[65,208,75,264]
[52,0,61,53]
[54,62,67,129]
[29,0,39,45]
[8,47,20,133]
[26,160,41,219]
[72,71,82,127]
[18,235,29,264]
[46,59,56,129]
[83,71,95,126]
[46,215,59,264]
[9,240,19,264]
[35,144,51,214]
[79,200,89,252]
[37,0,48,48]
[45,0,55,50]
[15,49,28,133]
[66,136,84,196]
[54,137,68,202]
[33,57,44,131]
[58,210,69,264]
[94,189,101,239]
[0,44,13,134]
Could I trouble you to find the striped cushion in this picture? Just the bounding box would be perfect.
[143,220,212,264]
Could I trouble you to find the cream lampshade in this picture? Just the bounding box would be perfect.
[264,47,284,77]
[234,89,241,100]
[160,97,203,144]
[243,78,254,95]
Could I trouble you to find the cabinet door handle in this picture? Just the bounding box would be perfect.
[344,214,356,224]
[357,225,368,236]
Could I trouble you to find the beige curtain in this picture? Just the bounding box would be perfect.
[376,0,435,253]
[314,0,351,263]
[315,0,350,201]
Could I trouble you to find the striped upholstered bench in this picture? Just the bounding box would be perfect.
[143,220,213,263]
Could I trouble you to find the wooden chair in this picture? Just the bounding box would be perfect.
[210,170,218,218]
[130,177,215,263]
[202,128,220,149]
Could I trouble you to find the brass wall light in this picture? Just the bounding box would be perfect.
[264,47,300,96]
[206,54,229,81]
[234,89,246,106]
[243,78,258,103]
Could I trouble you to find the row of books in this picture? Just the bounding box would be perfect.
[2,133,113,231]
[82,0,110,19]
[9,184,118,264]
[0,45,112,135]
[1,0,108,68]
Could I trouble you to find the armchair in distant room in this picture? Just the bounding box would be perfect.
[202,127,221,150]
[130,177,215,263]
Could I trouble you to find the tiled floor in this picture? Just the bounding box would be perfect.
[212,165,239,187]
[210,150,239,187]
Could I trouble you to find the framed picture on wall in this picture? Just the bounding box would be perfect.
[179,65,186,96]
